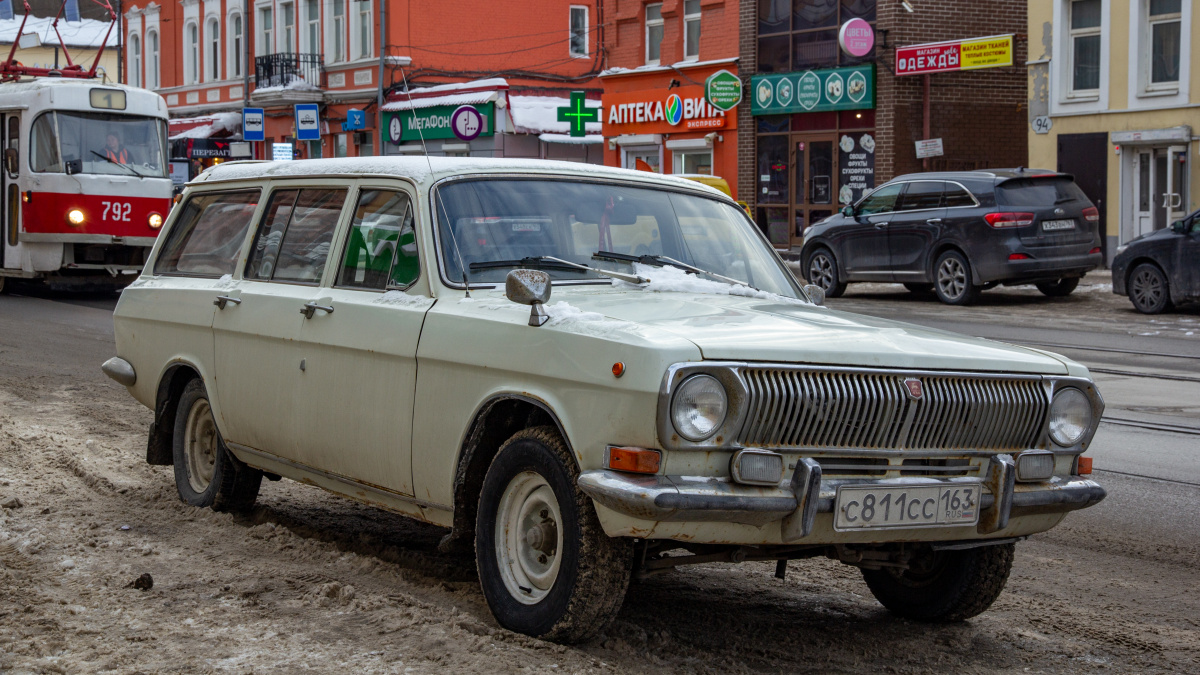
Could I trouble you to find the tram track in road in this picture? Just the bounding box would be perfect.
[1002,339,1200,362]
[1100,416,1200,436]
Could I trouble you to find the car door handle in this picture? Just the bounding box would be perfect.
[874,222,888,228]
[926,218,943,224]
[213,295,241,309]
[300,302,334,319]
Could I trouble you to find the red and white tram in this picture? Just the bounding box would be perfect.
[0,1,172,291]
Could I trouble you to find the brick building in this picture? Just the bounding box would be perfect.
[120,0,608,169]
[740,0,1028,250]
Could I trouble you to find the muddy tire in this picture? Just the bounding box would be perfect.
[861,542,1015,622]
[806,248,847,298]
[933,250,979,305]
[475,426,633,643]
[172,378,262,512]
[1035,277,1080,297]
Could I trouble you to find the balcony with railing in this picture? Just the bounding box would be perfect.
[254,52,325,92]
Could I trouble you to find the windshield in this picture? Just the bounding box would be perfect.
[435,179,801,298]
[30,111,168,178]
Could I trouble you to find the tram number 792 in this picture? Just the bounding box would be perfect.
[102,201,133,222]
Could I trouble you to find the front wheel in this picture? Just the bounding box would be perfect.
[476,427,633,643]
[172,379,262,512]
[1035,277,1079,297]
[806,248,847,298]
[934,250,980,305]
[1128,263,1173,314]
[862,543,1015,622]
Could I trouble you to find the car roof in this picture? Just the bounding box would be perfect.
[889,168,1068,183]
[194,156,731,199]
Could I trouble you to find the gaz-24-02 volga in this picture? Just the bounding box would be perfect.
[103,157,1105,642]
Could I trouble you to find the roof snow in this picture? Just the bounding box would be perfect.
[508,95,600,135]
[0,16,117,49]
[169,112,242,140]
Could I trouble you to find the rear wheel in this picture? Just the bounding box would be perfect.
[1035,277,1080,297]
[862,543,1015,622]
[475,427,632,643]
[933,250,979,305]
[806,248,847,298]
[903,282,934,294]
[172,379,262,512]
[1128,263,1172,314]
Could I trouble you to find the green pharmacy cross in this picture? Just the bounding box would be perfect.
[557,91,599,137]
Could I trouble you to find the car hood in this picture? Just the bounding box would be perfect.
[555,289,1069,374]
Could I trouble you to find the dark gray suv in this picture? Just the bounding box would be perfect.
[800,170,1104,305]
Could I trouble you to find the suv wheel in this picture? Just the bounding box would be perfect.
[1128,263,1173,314]
[806,248,847,298]
[172,379,262,511]
[476,426,633,643]
[934,250,979,305]
[1035,278,1080,297]
[862,543,1015,622]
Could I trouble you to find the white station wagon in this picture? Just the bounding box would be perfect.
[104,157,1106,642]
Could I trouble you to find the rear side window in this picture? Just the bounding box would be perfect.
[153,190,260,277]
[943,183,976,207]
[246,188,347,283]
[996,178,1088,207]
[897,181,944,211]
[338,189,419,290]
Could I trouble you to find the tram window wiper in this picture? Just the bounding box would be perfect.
[469,256,647,284]
[592,250,757,290]
[89,150,146,178]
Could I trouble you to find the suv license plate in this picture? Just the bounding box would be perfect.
[834,484,981,531]
[1042,219,1076,231]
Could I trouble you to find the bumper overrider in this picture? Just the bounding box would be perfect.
[578,454,1106,542]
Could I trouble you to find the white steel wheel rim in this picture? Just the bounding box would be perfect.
[938,257,967,299]
[809,254,835,289]
[183,398,218,493]
[495,471,564,605]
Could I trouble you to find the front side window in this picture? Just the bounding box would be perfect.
[246,188,347,283]
[434,179,802,298]
[569,5,588,57]
[683,0,701,60]
[30,113,61,173]
[856,183,902,215]
[154,190,260,277]
[646,4,663,65]
[896,181,945,212]
[338,189,418,289]
[37,111,167,177]
[1069,0,1102,93]
[1148,0,1182,86]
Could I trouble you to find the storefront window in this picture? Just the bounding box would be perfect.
[758,34,791,72]
[672,150,712,175]
[757,115,790,133]
[794,0,837,30]
[793,29,838,69]
[757,135,788,204]
[757,0,876,74]
[759,0,790,34]
[624,147,661,172]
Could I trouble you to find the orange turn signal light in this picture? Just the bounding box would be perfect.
[608,447,660,474]
[612,362,625,378]
[1077,456,1093,475]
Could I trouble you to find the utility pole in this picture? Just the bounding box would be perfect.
[116,0,122,83]
[376,0,385,155]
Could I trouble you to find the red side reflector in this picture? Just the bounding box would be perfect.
[1082,206,1100,222]
[608,447,661,474]
[1077,456,1093,475]
[985,212,1035,228]
[1089,247,1101,255]
[1009,253,1029,261]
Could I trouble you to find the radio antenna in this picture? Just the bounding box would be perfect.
[398,66,472,298]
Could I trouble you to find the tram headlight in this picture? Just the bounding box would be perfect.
[148,212,164,229]
[67,209,85,226]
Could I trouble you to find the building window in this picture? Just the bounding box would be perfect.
[129,33,141,87]
[755,0,876,74]
[332,0,346,62]
[646,4,663,65]
[147,29,159,88]
[186,22,199,84]
[683,0,701,61]
[259,7,274,54]
[569,6,588,57]
[1147,0,1182,88]
[230,14,242,77]
[358,0,372,58]
[335,133,348,157]
[673,150,712,175]
[306,0,319,52]
[281,2,295,53]
[1069,0,1102,94]
[206,18,220,80]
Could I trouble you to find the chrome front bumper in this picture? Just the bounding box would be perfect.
[577,454,1105,543]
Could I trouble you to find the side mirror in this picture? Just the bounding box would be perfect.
[65,158,82,175]
[1171,219,1187,234]
[803,284,825,306]
[840,205,855,218]
[505,269,552,326]
[3,147,17,176]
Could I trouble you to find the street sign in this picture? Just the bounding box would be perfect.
[557,91,600,137]
[896,34,1013,76]
[242,107,265,142]
[704,69,743,112]
[384,103,494,144]
[1032,115,1053,134]
[915,138,944,159]
[294,104,320,141]
[450,105,484,141]
[342,108,365,132]
[272,142,295,161]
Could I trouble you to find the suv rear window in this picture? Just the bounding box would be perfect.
[996,178,1088,208]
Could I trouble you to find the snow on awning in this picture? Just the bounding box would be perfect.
[539,133,603,144]
[380,90,499,112]
[169,112,243,140]
[509,95,600,136]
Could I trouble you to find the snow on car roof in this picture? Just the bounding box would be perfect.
[196,156,731,198]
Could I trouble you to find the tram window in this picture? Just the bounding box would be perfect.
[6,116,18,178]
[154,190,260,277]
[51,111,167,177]
[31,113,62,173]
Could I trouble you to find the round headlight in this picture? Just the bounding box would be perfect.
[671,374,728,441]
[67,208,85,225]
[148,212,163,229]
[1049,387,1092,447]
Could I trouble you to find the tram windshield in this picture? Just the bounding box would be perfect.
[30,111,168,178]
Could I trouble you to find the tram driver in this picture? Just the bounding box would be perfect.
[104,133,129,164]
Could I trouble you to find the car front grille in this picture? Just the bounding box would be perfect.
[813,456,982,479]
[738,368,1048,452]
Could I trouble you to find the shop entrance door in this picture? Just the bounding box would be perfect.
[791,134,837,248]
[1133,146,1189,239]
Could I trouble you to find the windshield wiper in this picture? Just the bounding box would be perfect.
[469,256,648,284]
[90,150,146,178]
[592,250,754,289]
